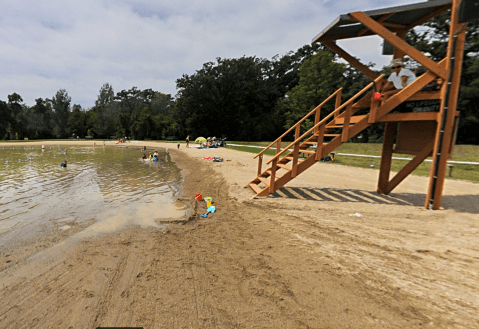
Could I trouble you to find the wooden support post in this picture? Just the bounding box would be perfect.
[393,30,407,60]
[369,96,379,124]
[386,139,434,195]
[315,124,325,161]
[269,158,277,193]
[335,86,342,113]
[292,125,301,177]
[377,122,397,194]
[314,107,321,133]
[426,0,467,210]
[341,104,352,142]
[257,154,263,177]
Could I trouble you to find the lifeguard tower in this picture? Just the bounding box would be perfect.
[246,0,474,209]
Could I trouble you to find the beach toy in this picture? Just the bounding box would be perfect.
[374,92,382,100]
[195,193,203,201]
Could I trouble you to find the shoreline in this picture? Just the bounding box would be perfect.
[1,140,479,327]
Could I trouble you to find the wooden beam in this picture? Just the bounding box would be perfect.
[426,0,467,210]
[384,139,434,194]
[377,122,397,194]
[405,5,451,30]
[350,11,448,80]
[322,40,379,80]
[358,13,393,37]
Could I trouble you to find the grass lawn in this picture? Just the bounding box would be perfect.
[225,141,479,184]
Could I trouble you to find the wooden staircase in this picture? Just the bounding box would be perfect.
[246,66,443,197]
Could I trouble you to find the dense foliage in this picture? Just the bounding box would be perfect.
[1,13,478,144]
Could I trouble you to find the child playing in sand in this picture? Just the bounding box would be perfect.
[201,202,216,218]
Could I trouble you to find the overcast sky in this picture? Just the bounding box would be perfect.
[1,0,420,108]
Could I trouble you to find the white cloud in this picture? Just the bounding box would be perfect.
[0,0,419,108]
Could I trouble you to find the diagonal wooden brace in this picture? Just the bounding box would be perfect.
[349,11,448,80]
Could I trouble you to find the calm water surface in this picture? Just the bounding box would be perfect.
[0,145,187,249]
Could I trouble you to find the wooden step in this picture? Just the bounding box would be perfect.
[302,141,328,145]
[334,115,367,124]
[299,150,316,155]
[284,156,304,162]
[258,176,270,186]
[324,134,340,137]
[248,182,263,194]
[264,170,282,180]
[276,163,292,171]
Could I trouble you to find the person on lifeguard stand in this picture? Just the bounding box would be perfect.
[382,58,416,93]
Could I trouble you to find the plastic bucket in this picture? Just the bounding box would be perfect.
[195,193,203,201]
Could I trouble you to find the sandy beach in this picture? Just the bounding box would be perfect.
[1,140,479,328]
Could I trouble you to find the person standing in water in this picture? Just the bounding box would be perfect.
[186,135,189,148]
[60,160,67,167]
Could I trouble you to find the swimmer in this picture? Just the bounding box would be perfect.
[141,153,147,160]
[60,160,67,167]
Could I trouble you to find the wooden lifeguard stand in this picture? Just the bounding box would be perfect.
[246,0,469,210]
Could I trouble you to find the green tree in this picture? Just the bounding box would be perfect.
[68,104,87,138]
[7,93,25,140]
[27,98,53,139]
[0,100,12,140]
[91,83,117,138]
[130,106,153,140]
[275,49,346,133]
[49,89,71,138]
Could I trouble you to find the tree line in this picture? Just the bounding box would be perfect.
[1,14,478,144]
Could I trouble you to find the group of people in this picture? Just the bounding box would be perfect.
[141,149,161,161]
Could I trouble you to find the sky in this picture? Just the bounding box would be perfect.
[1,0,421,108]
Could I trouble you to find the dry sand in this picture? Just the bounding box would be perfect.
[0,140,478,328]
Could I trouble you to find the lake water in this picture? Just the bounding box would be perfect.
[0,145,187,250]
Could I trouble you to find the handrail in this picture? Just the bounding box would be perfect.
[253,87,343,159]
[265,74,385,165]
[328,74,385,118]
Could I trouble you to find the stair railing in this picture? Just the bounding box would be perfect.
[253,87,343,177]
[265,74,385,168]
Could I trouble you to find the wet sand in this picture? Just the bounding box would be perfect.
[1,140,479,328]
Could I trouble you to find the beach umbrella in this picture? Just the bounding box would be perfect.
[195,137,206,143]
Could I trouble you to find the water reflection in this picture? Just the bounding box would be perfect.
[0,146,186,247]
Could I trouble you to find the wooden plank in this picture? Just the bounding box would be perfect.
[335,115,367,124]
[285,156,304,163]
[265,169,282,180]
[248,182,263,195]
[277,163,292,171]
[350,11,448,80]
[408,91,441,101]
[258,176,270,187]
[379,112,439,122]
